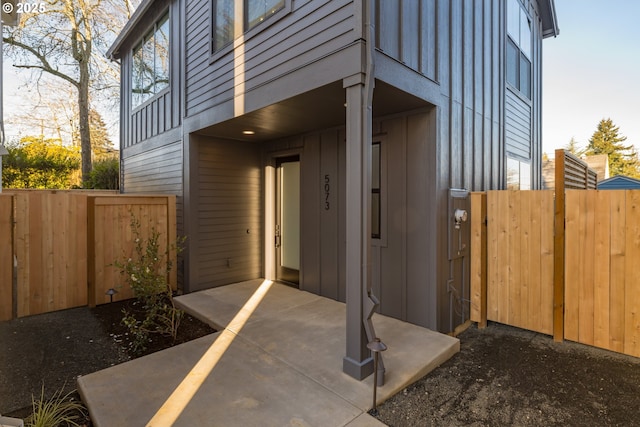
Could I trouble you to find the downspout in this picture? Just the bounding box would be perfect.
[361,0,386,386]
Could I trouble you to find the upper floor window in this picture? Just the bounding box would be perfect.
[213,0,286,52]
[506,0,531,99]
[132,13,170,109]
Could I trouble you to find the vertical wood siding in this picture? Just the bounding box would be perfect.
[114,0,550,333]
[375,0,438,81]
[192,139,263,289]
[273,114,435,325]
[268,130,347,302]
[184,0,355,117]
[431,0,545,331]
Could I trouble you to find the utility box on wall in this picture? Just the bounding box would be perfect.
[448,189,470,261]
[447,188,471,331]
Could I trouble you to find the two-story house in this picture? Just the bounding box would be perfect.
[108,0,558,380]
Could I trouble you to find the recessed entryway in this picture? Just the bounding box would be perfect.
[275,156,300,286]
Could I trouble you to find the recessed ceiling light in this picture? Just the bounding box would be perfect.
[242,130,255,135]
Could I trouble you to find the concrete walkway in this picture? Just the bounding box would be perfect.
[78,280,459,426]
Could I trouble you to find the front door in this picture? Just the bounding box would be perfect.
[275,156,300,286]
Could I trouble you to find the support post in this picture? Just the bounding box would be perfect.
[342,76,374,380]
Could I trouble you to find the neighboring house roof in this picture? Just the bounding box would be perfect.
[583,154,609,181]
[597,175,640,190]
[106,0,156,60]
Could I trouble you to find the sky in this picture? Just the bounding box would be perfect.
[542,0,640,155]
[2,1,640,154]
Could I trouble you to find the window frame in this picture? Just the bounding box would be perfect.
[131,11,171,111]
[371,141,381,239]
[211,0,291,59]
[506,157,532,190]
[371,137,387,246]
[506,0,532,100]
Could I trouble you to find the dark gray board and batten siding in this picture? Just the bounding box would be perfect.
[373,0,543,330]
[115,0,549,333]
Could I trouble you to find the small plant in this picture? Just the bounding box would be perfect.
[115,214,185,354]
[25,385,86,427]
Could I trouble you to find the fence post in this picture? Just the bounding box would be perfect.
[470,192,487,328]
[553,150,566,342]
[87,196,97,307]
[167,195,177,291]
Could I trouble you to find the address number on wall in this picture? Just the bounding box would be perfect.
[324,174,330,210]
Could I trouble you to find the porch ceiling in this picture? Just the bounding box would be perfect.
[196,80,429,142]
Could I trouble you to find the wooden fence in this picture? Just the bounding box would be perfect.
[0,191,176,321]
[88,195,177,306]
[564,190,640,357]
[471,190,640,358]
[1,195,13,321]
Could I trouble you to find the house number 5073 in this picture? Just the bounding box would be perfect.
[324,174,330,210]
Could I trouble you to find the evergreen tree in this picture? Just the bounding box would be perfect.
[584,118,639,177]
[565,137,584,157]
[90,109,113,158]
[72,109,115,158]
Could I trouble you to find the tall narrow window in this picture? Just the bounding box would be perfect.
[213,0,234,51]
[132,12,170,109]
[506,0,531,99]
[371,142,381,239]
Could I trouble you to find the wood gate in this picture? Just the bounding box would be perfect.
[471,189,640,358]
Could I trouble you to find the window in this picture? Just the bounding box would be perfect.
[371,142,381,239]
[132,13,170,109]
[213,0,234,51]
[506,0,531,99]
[212,0,286,52]
[507,157,531,190]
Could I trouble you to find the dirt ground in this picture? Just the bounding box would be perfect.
[1,304,638,426]
[374,322,640,427]
[0,300,214,422]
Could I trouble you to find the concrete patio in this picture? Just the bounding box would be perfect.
[78,279,459,426]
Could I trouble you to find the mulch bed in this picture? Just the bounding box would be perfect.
[92,298,215,357]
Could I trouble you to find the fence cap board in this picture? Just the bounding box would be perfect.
[90,196,175,206]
